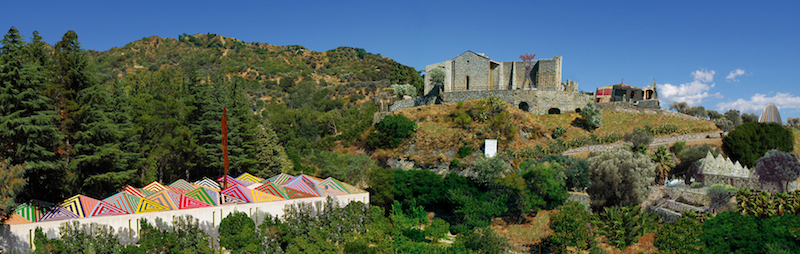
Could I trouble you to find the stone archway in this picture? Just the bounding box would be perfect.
[575,108,581,113]
[548,108,561,114]
[519,102,530,112]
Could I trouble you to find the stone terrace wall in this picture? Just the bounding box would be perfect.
[563,131,724,155]
[702,174,797,193]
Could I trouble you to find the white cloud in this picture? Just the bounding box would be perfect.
[726,68,746,82]
[716,92,800,113]
[659,69,722,105]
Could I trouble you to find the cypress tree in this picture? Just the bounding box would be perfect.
[0,27,65,202]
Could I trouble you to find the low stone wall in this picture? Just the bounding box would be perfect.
[702,174,797,193]
[0,193,369,252]
[563,131,724,155]
[389,94,437,112]
[609,107,699,121]
[664,187,710,206]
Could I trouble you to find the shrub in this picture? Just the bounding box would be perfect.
[367,114,417,149]
[455,227,509,254]
[552,126,566,139]
[716,118,734,132]
[586,149,656,208]
[723,122,794,167]
[472,156,511,184]
[654,211,706,254]
[690,182,703,188]
[671,140,687,155]
[538,155,590,192]
[707,184,737,212]
[592,206,660,250]
[703,211,763,254]
[549,202,594,252]
[755,149,800,191]
[723,109,743,128]
[574,102,602,131]
[624,128,654,153]
[520,160,569,210]
[219,211,260,253]
[742,112,759,123]
[390,84,416,98]
[457,145,473,158]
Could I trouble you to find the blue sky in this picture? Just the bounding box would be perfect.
[5,0,800,120]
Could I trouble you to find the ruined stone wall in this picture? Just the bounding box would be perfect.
[533,57,561,89]
[453,53,490,91]
[424,61,451,96]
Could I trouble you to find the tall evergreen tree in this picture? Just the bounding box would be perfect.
[128,69,199,183]
[69,83,138,198]
[253,124,291,178]
[0,27,64,202]
[0,158,26,222]
[48,30,94,170]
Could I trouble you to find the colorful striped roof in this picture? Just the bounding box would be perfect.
[265,173,294,184]
[254,182,289,199]
[145,189,181,210]
[221,185,254,203]
[169,179,197,191]
[122,186,147,198]
[185,187,218,206]
[14,200,51,222]
[317,177,351,196]
[282,174,321,197]
[193,178,221,191]
[89,201,130,217]
[141,181,168,193]
[136,198,170,213]
[103,192,141,214]
[759,103,783,124]
[60,195,101,218]
[216,175,249,188]
[39,206,80,222]
[12,173,363,223]
[236,173,264,185]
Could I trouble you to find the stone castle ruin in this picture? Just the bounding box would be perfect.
[382,51,592,115]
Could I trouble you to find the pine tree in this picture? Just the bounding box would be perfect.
[69,83,138,198]
[253,124,292,178]
[0,27,64,202]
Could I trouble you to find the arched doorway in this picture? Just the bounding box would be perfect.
[519,102,530,112]
[548,108,561,114]
[575,108,581,113]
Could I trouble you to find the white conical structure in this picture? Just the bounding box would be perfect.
[699,151,751,178]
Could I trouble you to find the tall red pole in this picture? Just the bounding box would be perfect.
[221,107,229,189]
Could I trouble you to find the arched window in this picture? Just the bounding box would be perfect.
[548,108,561,114]
[519,102,530,112]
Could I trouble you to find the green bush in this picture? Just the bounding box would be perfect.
[592,206,660,250]
[457,145,473,158]
[574,102,602,131]
[552,126,566,139]
[723,122,794,167]
[707,184,737,211]
[703,211,763,254]
[624,128,654,153]
[454,227,509,254]
[690,182,703,188]
[587,149,656,208]
[671,140,687,155]
[538,155,590,192]
[368,114,417,149]
[219,211,260,253]
[755,149,800,192]
[549,202,595,252]
[520,160,569,210]
[654,211,706,254]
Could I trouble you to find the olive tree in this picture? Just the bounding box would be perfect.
[755,149,800,191]
[586,149,656,208]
